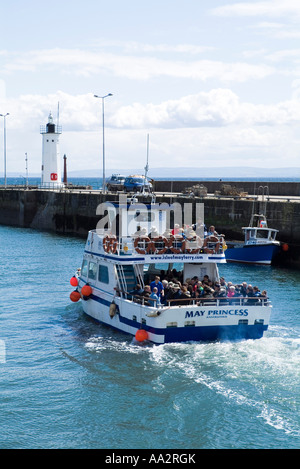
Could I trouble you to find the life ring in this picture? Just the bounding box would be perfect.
[169,235,184,254]
[103,235,118,253]
[134,236,154,255]
[151,236,169,254]
[183,236,201,254]
[203,236,220,254]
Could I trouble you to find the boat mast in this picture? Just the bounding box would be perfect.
[258,185,269,218]
[250,184,269,227]
[143,133,149,194]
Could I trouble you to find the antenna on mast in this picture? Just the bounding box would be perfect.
[143,134,150,194]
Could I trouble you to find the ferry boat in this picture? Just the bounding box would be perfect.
[69,197,272,344]
[225,213,280,265]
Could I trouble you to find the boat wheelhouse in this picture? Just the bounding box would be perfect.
[70,198,272,344]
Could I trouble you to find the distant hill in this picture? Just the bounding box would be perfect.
[66,166,300,179]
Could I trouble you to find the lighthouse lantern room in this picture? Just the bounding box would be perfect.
[40,112,63,188]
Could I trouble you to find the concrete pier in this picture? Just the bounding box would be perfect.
[0,185,299,267]
[154,180,300,197]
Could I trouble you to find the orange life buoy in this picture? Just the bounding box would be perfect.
[103,235,118,253]
[203,236,220,254]
[183,236,201,254]
[151,236,169,254]
[169,235,184,254]
[134,236,154,255]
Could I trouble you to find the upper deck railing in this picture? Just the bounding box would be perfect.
[99,232,226,257]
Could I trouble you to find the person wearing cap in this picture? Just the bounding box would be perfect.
[149,226,159,238]
[163,282,176,304]
[141,285,151,306]
[170,284,182,305]
[217,287,228,305]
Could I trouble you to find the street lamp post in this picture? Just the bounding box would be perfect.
[94,93,113,193]
[0,113,9,188]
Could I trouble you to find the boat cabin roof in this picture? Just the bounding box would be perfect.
[102,197,199,239]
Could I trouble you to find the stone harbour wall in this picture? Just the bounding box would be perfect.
[0,187,299,267]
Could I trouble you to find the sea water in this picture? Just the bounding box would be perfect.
[0,225,299,449]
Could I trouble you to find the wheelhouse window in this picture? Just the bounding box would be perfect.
[81,259,88,277]
[133,210,154,222]
[88,261,97,280]
[98,265,109,284]
[256,230,269,239]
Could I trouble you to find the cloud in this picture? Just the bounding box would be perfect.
[265,48,300,63]
[1,47,274,83]
[247,21,300,40]
[96,40,215,55]
[111,90,238,129]
[110,89,300,129]
[211,0,300,18]
[3,88,300,135]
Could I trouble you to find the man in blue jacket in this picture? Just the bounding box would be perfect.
[150,276,164,300]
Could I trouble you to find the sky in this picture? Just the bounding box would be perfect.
[1,0,300,178]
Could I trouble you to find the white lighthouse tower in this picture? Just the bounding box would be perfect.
[40,112,63,188]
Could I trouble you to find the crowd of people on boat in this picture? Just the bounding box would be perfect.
[131,221,225,255]
[133,220,220,240]
[127,274,268,307]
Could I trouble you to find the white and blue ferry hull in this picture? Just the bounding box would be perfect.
[80,284,271,345]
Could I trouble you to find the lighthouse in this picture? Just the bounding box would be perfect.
[40,112,63,188]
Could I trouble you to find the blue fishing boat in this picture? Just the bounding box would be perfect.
[225,213,280,265]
